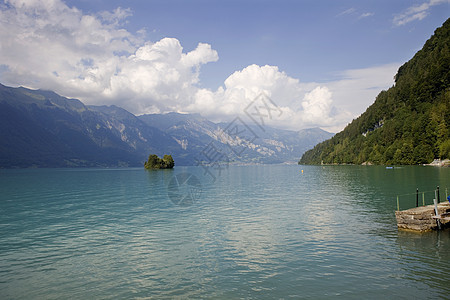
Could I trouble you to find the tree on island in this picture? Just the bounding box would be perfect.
[144,154,175,169]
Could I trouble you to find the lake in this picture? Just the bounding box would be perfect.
[1,165,450,299]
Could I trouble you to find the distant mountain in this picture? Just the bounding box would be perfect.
[300,18,450,165]
[139,112,206,131]
[139,113,333,164]
[0,83,333,168]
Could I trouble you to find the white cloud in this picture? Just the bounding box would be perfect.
[337,8,374,20]
[104,38,218,114]
[186,64,352,132]
[187,64,303,120]
[337,8,356,17]
[393,0,449,26]
[359,12,374,19]
[188,62,398,133]
[0,0,399,133]
[302,87,333,124]
[0,0,218,114]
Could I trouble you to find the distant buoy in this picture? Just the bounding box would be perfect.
[301,170,304,173]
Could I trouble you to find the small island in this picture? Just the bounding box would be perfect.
[144,154,175,169]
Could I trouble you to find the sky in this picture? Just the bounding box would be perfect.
[0,0,449,132]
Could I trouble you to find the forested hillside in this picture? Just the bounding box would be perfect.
[300,18,450,165]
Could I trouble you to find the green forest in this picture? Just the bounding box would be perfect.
[144,154,175,169]
[300,18,450,165]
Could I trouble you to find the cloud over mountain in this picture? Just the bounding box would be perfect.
[0,0,397,132]
[187,65,350,131]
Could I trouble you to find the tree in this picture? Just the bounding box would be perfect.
[144,154,175,169]
[145,154,159,169]
[440,140,450,159]
[163,155,175,168]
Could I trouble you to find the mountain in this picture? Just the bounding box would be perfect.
[0,83,332,168]
[139,113,333,164]
[300,18,450,165]
[139,112,206,131]
[0,84,184,167]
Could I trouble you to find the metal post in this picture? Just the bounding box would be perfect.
[397,196,399,211]
[434,190,441,230]
[437,186,440,203]
[416,188,419,207]
[422,192,425,206]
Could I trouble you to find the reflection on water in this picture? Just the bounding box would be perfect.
[395,230,450,297]
[0,165,449,299]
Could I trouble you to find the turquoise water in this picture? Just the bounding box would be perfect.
[1,165,450,299]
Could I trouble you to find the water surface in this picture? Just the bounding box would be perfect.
[1,165,449,299]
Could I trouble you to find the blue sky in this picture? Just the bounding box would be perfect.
[67,0,449,86]
[1,0,449,131]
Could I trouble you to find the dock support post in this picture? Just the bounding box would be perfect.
[397,196,399,211]
[434,190,441,230]
[416,188,419,207]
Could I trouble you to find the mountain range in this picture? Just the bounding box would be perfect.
[0,83,333,168]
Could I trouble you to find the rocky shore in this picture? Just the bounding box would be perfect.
[425,159,450,167]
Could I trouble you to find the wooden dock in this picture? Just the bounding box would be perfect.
[395,202,450,232]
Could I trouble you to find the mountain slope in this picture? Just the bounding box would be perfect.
[300,18,450,165]
[0,84,185,167]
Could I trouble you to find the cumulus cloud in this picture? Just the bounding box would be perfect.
[104,38,218,114]
[393,0,449,26]
[185,64,351,131]
[184,63,398,132]
[187,64,303,120]
[0,0,218,114]
[302,87,333,124]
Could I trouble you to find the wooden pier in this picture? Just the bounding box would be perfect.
[395,202,450,232]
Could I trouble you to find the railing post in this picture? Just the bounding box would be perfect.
[437,186,440,203]
[434,189,441,230]
[397,196,399,211]
[416,188,419,207]
[422,192,425,206]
